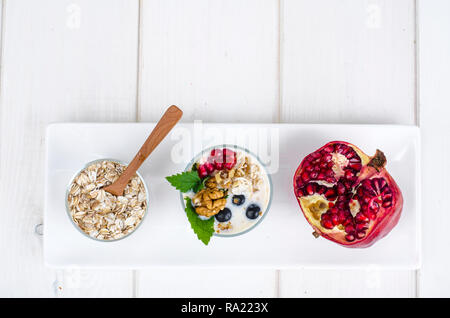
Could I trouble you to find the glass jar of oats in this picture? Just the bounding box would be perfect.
[66,159,149,242]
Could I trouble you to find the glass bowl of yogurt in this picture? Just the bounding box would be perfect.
[180,145,272,237]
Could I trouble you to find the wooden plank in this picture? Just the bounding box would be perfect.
[137,0,279,297]
[0,0,138,297]
[280,270,416,297]
[138,0,279,123]
[281,0,416,124]
[280,0,417,297]
[138,269,277,298]
[54,269,133,298]
[417,0,450,297]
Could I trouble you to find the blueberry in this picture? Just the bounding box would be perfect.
[215,208,232,222]
[246,204,261,220]
[232,194,245,206]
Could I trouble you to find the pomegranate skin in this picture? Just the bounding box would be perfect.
[293,141,403,248]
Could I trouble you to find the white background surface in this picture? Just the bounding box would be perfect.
[0,0,448,297]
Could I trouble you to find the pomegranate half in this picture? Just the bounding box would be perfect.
[293,141,403,248]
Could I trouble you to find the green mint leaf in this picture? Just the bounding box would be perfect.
[193,176,210,193]
[184,197,215,245]
[166,170,201,193]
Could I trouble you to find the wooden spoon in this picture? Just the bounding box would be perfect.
[104,105,183,196]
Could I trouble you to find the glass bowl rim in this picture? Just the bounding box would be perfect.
[179,144,273,238]
[65,158,150,243]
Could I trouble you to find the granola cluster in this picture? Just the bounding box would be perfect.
[215,152,263,195]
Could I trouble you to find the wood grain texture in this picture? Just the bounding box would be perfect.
[279,0,417,297]
[137,0,279,297]
[0,0,138,297]
[281,0,416,124]
[53,269,133,298]
[280,269,416,297]
[138,0,279,123]
[138,269,277,298]
[0,0,427,298]
[417,0,450,297]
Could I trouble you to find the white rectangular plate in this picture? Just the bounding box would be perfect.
[44,123,420,269]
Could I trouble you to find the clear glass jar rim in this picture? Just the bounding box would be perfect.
[179,144,273,238]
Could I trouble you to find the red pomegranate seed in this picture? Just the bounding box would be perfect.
[337,183,346,195]
[335,201,345,209]
[198,165,208,178]
[345,233,355,242]
[355,213,369,223]
[382,200,392,208]
[324,170,333,177]
[345,224,355,233]
[335,144,346,154]
[362,179,372,188]
[223,148,237,170]
[329,207,338,214]
[224,162,235,169]
[322,220,334,229]
[306,183,315,195]
[369,200,380,212]
[204,162,214,173]
[324,188,337,200]
[356,187,364,197]
[211,149,223,159]
[222,148,234,156]
[331,214,339,225]
[301,172,310,182]
[337,212,346,223]
[323,153,332,161]
[372,179,381,193]
[324,145,334,153]
[342,217,353,226]
[356,223,368,231]
[348,163,362,171]
[345,151,355,159]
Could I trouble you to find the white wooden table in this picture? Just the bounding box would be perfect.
[0,0,448,297]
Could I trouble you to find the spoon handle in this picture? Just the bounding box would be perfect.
[104,105,183,196]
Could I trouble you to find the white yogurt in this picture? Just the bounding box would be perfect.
[183,147,271,236]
